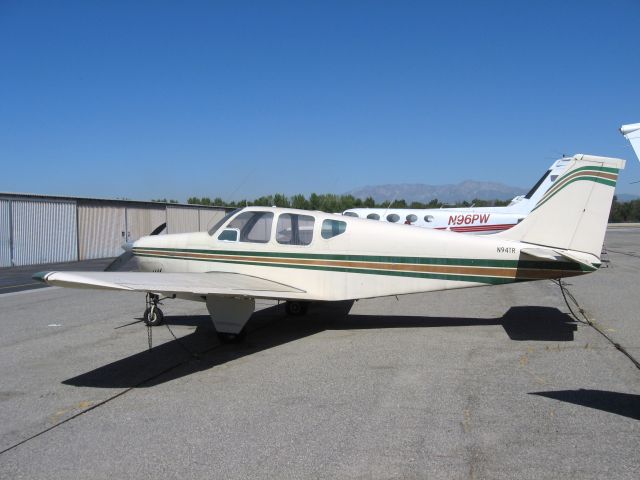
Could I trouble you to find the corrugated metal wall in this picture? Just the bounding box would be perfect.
[11,200,78,266]
[126,208,166,242]
[0,197,229,267]
[199,208,226,232]
[0,200,11,267]
[78,205,126,260]
[167,207,199,233]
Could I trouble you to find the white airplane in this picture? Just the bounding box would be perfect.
[342,157,571,233]
[34,154,624,342]
[620,123,640,162]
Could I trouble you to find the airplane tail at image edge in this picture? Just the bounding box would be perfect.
[620,123,640,162]
[496,154,625,258]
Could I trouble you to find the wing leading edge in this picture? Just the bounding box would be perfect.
[33,271,306,299]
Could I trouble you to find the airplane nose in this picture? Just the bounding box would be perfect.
[122,241,135,252]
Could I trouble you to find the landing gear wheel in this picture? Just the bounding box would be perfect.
[285,301,310,316]
[143,306,164,326]
[217,329,246,344]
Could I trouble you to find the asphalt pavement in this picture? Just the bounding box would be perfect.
[0,229,638,479]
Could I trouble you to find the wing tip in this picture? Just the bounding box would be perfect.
[32,271,53,283]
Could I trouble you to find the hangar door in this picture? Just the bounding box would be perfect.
[11,199,78,266]
[78,205,126,260]
[126,208,166,243]
[166,207,199,234]
[0,200,10,267]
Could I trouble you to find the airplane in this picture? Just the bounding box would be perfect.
[34,154,624,343]
[342,157,571,233]
[620,123,640,162]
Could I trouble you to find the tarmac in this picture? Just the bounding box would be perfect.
[0,228,638,479]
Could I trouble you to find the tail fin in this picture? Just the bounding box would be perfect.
[496,154,625,258]
[620,123,640,162]
[508,157,572,213]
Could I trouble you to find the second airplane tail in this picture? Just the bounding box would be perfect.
[621,123,640,162]
[496,154,625,258]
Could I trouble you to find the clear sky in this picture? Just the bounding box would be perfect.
[1,0,639,202]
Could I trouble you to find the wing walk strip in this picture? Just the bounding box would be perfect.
[532,167,619,211]
[133,248,594,284]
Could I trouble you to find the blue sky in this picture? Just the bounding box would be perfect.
[1,0,639,201]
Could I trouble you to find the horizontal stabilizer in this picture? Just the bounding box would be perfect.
[520,247,563,261]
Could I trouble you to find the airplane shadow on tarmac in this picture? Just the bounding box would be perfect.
[63,302,578,390]
[530,390,640,421]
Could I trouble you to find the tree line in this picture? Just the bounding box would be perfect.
[153,193,640,222]
[186,193,640,222]
[609,197,640,222]
[184,193,511,212]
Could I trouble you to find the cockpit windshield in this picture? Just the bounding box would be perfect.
[208,208,241,235]
[524,170,551,199]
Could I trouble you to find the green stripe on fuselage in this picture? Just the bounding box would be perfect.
[133,247,590,271]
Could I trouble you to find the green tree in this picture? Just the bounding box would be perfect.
[291,194,309,209]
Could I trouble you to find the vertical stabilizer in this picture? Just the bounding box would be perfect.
[620,123,640,162]
[496,154,625,257]
[508,157,572,213]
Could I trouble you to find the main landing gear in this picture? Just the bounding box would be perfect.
[143,293,164,326]
[285,301,310,316]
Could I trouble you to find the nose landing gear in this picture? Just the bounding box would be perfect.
[143,293,164,326]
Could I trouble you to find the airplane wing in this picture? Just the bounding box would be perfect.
[32,271,306,299]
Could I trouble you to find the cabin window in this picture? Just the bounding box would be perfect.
[386,214,400,223]
[406,214,418,223]
[367,213,380,220]
[225,211,273,243]
[321,219,347,239]
[343,211,359,217]
[276,213,315,246]
[424,215,434,222]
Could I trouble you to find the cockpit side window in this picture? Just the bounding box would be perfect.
[321,219,347,239]
[224,211,274,243]
[276,213,315,246]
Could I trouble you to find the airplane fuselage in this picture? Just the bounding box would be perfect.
[133,210,596,302]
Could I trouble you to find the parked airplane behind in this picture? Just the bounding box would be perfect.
[35,154,624,342]
[342,157,571,234]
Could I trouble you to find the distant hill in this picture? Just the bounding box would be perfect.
[345,180,525,204]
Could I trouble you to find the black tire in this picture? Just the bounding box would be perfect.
[217,330,246,343]
[285,301,310,316]
[143,307,164,326]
